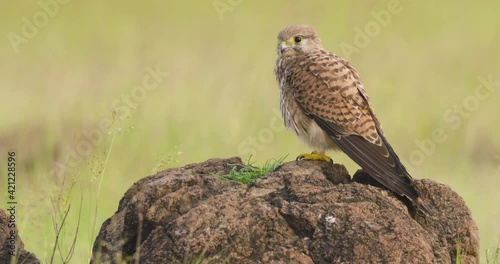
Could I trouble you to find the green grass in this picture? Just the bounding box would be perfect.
[49,173,82,264]
[1,1,500,263]
[486,236,500,264]
[222,155,287,184]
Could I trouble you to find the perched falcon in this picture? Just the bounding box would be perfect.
[274,25,429,213]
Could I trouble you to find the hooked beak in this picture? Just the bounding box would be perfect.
[279,41,289,55]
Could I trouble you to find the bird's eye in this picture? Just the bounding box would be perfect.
[294,36,302,43]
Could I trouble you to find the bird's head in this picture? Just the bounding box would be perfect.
[277,25,322,57]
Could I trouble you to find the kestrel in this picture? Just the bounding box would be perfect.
[274,25,429,213]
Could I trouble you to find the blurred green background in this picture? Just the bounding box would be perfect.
[1,0,499,262]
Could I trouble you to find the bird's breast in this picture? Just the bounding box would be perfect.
[276,55,338,152]
[280,87,338,153]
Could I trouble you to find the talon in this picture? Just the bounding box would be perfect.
[295,150,333,163]
[296,153,307,161]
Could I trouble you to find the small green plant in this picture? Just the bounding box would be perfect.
[49,153,82,264]
[486,235,500,264]
[180,250,205,264]
[151,147,183,174]
[455,235,463,264]
[89,110,129,258]
[222,155,287,185]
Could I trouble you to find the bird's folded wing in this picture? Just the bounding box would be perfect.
[313,117,419,201]
[291,52,381,142]
[291,52,419,201]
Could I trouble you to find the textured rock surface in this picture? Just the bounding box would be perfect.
[91,157,479,264]
[0,209,40,264]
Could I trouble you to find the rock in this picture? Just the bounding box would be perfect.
[91,157,479,264]
[0,209,40,264]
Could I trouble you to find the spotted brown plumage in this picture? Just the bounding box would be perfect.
[274,25,429,213]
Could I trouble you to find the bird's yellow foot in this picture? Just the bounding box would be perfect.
[296,150,333,163]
